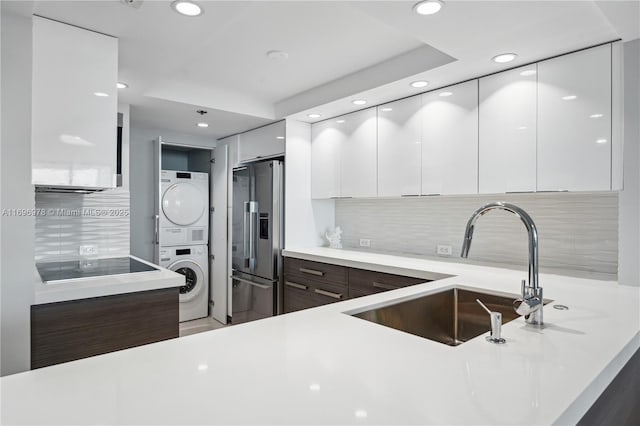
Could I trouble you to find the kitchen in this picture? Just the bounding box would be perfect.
[1,0,639,425]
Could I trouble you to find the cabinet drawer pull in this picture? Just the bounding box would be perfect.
[285,281,308,291]
[314,288,342,299]
[372,281,400,291]
[299,267,324,277]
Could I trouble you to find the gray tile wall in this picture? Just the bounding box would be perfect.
[35,189,130,262]
[335,192,618,279]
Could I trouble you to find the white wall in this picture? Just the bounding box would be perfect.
[284,120,335,249]
[1,9,35,376]
[129,124,215,262]
[618,39,640,286]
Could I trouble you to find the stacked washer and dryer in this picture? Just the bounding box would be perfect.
[158,170,209,322]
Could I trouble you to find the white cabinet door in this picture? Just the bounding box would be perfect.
[479,65,537,193]
[31,17,118,189]
[311,119,342,199]
[377,96,422,197]
[237,121,285,163]
[339,108,377,198]
[537,44,612,191]
[421,80,478,195]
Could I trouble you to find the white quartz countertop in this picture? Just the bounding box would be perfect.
[4,248,639,425]
[34,255,183,304]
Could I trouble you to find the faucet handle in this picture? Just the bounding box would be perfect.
[476,299,506,344]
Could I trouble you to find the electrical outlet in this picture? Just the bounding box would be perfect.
[359,238,371,248]
[436,244,452,256]
[79,245,98,256]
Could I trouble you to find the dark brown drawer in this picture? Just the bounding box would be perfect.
[283,279,346,313]
[284,258,348,286]
[348,268,427,298]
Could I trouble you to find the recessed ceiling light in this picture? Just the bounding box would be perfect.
[596,138,608,144]
[197,364,208,371]
[266,50,289,62]
[336,119,346,123]
[410,81,429,88]
[492,53,518,63]
[197,122,209,128]
[171,1,203,17]
[413,0,444,16]
[352,99,367,105]
[519,69,536,77]
[93,92,109,97]
[276,136,285,140]
[590,113,604,119]
[116,82,128,89]
[562,95,577,101]
[355,410,368,419]
[517,126,528,130]
[380,107,393,112]
[308,113,321,119]
[439,91,453,97]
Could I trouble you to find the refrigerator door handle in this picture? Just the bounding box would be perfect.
[232,275,272,290]
[248,201,258,271]
[243,201,250,267]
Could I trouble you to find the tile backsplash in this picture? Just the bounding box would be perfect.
[335,192,618,279]
[35,189,130,262]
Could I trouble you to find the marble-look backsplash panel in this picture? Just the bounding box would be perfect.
[335,193,618,279]
[35,189,130,262]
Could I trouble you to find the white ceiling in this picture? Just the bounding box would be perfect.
[6,0,639,137]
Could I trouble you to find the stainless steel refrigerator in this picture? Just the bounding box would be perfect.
[231,160,283,324]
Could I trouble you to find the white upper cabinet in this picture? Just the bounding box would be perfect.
[31,17,118,189]
[311,118,342,199]
[339,108,377,198]
[479,65,537,193]
[237,121,285,163]
[311,108,377,199]
[377,96,422,197]
[421,80,479,195]
[537,44,612,191]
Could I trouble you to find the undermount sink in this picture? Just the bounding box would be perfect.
[350,287,527,346]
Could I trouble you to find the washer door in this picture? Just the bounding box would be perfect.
[162,183,205,226]
[168,259,204,303]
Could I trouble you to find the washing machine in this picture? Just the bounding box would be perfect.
[160,170,209,247]
[159,245,208,322]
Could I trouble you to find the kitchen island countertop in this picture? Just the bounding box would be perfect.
[3,247,638,425]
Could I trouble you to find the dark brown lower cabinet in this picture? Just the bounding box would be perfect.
[578,347,640,426]
[283,258,430,313]
[31,287,179,369]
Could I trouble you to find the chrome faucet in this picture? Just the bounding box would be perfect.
[461,202,543,325]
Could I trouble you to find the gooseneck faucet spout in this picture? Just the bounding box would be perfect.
[461,202,543,325]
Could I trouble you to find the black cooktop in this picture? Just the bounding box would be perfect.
[37,257,158,282]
